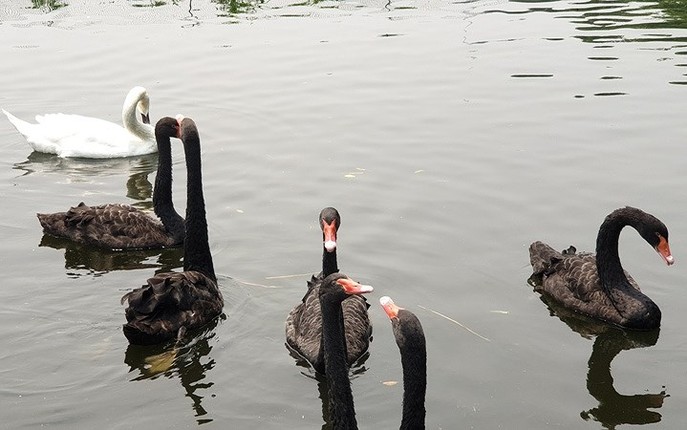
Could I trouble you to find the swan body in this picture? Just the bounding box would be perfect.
[286,207,371,374]
[380,296,427,430]
[37,117,184,250]
[3,86,155,158]
[122,117,223,345]
[529,206,674,330]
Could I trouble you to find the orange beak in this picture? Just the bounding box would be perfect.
[336,277,373,295]
[656,235,674,266]
[322,219,337,252]
[380,296,402,319]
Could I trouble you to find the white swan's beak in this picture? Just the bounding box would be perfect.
[141,113,150,125]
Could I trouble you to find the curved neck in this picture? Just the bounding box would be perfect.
[595,213,661,328]
[322,249,339,278]
[400,341,427,429]
[321,296,358,430]
[595,216,632,291]
[122,99,151,139]
[153,134,184,241]
[182,134,215,281]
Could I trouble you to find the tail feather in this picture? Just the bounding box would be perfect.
[36,212,69,236]
[3,108,58,153]
[529,241,565,275]
[3,109,34,137]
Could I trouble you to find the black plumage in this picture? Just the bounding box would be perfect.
[121,117,222,345]
[285,207,371,373]
[529,206,673,330]
[37,117,184,250]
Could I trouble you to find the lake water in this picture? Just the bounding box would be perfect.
[1,0,686,428]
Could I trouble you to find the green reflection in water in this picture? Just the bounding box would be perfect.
[31,0,67,10]
[507,0,687,32]
[214,0,265,15]
[129,0,179,7]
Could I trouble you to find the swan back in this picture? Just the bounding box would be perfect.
[3,86,155,158]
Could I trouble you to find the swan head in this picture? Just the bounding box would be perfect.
[381,296,426,355]
[319,207,340,253]
[124,86,150,125]
[338,277,373,294]
[320,273,373,302]
[155,117,182,140]
[137,92,150,125]
[612,206,674,266]
[380,296,402,319]
[177,116,200,143]
[655,234,674,266]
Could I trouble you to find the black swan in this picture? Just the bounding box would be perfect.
[318,273,374,429]
[380,296,427,430]
[285,207,371,373]
[529,206,674,330]
[121,116,223,345]
[37,117,185,250]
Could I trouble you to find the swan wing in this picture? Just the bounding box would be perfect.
[122,270,224,345]
[5,110,155,158]
[36,114,155,158]
[285,275,323,367]
[286,275,371,372]
[37,202,172,250]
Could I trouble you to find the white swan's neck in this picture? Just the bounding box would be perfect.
[121,87,153,141]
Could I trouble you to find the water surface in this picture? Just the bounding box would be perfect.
[1,0,687,428]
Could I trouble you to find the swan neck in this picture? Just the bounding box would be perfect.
[122,98,149,139]
[182,134,215,281]
[153,135,183,239]
[595,217,629,290]
[322,249,339,278]
[400,341,427,429]
[595,213,662,328]
[320,296,358,430]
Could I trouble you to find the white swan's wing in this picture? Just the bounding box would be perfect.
[5,111,156,158]
[35,114,144,158]
[35,113,125,134]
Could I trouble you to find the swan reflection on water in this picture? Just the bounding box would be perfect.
[531,279,668,429]
[124,317,224,425]
[14,152,157,207]
[286,342,370,429]
[39,234,183,276]
[582,329,666,428]
[24,150,183,275]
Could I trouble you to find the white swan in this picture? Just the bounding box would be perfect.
[2,86,156,159]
